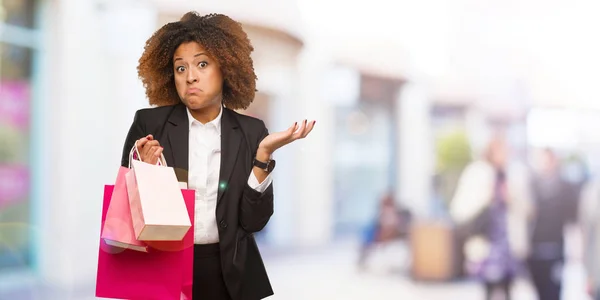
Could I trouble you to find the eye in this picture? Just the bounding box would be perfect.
[198,61,208,68]
[176,66,185,73]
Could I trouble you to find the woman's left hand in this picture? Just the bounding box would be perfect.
[258,120,316,155]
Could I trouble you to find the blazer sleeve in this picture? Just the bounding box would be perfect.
[239,121,274,233]
[120,110,146,168]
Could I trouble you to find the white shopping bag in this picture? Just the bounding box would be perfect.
[125,143,191,241]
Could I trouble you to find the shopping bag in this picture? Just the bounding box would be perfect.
[126,144,191,241]
[101,166,148,252]
[96,185,195,300]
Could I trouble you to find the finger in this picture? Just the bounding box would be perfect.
[143,146,160,163]
[154,146,163,158]
[143,145,159,161]
[299,119,310,138]
[141,140,160,155]
[301,120,316,138]
[146,140,160,147]
[136,138,152,157]
[149,156,159,165]
[136,137,149,148]
[146,134,154,140]
[285,122,298,140]
[153,147,164,164]
[139,141,151,157]
[293,119,306,135]
[293,119,308,139]
[288,122,298,134]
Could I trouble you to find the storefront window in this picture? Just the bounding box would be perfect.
[0,42,34,269]
[1,0,36,28]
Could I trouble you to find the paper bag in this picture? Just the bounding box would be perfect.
[101,166,148,252]
[126,158,191,241]
[96,185,195,300]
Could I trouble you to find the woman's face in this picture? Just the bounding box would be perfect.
[487,138,508,168]
[173,41,223,111]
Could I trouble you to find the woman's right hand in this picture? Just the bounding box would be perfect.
[136,134,163,164]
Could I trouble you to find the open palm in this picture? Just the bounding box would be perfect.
[258,120,316,154]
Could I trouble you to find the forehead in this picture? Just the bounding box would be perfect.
[173,41,207,58]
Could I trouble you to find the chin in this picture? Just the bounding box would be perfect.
[183,99,209,110]
[186,103,206,111]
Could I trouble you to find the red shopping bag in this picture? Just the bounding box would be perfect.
[96,185,195,300]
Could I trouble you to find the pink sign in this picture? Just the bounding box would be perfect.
[0,165,29,208]
[0,81,30,130]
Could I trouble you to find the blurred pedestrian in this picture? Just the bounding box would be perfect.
[450,135,531,300]
[528,149,580,300]
[357,191,411,270]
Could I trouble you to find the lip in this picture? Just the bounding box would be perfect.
[187,88,201,94]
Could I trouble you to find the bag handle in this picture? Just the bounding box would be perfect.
[128,140,167,168]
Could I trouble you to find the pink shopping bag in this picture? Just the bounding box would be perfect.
[101,167,148,252]
[96,185,195,300]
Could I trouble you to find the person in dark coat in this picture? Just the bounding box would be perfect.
[528,149,580,300]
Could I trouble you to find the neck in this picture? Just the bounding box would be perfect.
[188,102,222,124]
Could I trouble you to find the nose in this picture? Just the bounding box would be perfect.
[186,68,198,84]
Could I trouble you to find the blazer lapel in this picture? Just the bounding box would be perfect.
[166,104,190,182]
[218,108,241,204]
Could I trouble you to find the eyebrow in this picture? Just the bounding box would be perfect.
[174,53,208,62]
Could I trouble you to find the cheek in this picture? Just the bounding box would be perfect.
[209,70,224,90]
[202,70,223,92]
[174,76,186,96]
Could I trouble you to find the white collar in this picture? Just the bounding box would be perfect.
[186,105,223,132]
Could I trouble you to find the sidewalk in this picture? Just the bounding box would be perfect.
[0,239,591,300]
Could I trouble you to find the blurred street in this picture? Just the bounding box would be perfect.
[1,239,591,300]
[266,240,589,300]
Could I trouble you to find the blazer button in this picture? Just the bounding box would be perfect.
[220,220,228,229]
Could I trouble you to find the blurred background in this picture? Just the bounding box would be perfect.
[1,0,600,299]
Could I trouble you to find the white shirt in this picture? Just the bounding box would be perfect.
[187,107,273,244]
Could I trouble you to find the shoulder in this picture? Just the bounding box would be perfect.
[225,108,268,145]
[226,108,267,134]
[135,105,178,120]
[228,108,266,129]
[132,105,180,130]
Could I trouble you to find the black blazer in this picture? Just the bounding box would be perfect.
[120,103,274,300]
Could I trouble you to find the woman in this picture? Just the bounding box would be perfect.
[450,136,531,300]
[120,12,315,300]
